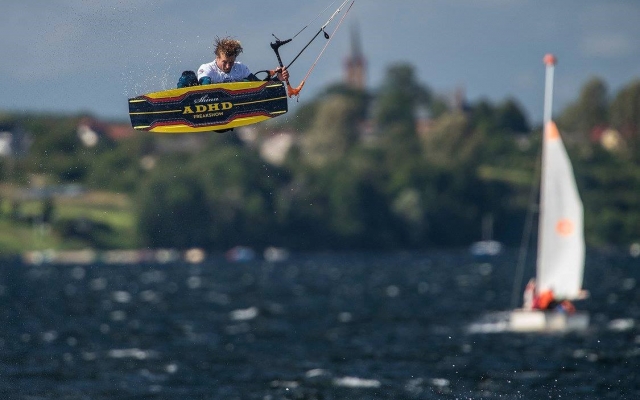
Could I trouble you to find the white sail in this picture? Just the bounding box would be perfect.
[536,121,585,299]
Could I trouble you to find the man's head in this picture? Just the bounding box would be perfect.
[214,36,243,73]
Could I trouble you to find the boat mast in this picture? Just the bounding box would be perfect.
[510,54,556,309]
[542,54,556,126]
[536,53,557,282]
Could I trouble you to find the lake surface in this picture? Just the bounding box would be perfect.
[0,249,638,399]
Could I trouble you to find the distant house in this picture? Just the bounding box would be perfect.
[591,125,623,151]
[0,122,31,158]
[259,131,295,166]
[75,116,216,155]
[76,117,137,147]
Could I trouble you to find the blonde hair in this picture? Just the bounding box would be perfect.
[214,36,243,58]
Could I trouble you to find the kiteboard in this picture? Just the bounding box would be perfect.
[128,80,288,134]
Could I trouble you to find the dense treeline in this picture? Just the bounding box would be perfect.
[2,64,640,252]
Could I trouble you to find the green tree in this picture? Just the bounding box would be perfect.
[609,78,640,153]
[558,77,608,139]
[137,168,212,249]
[85,134,150,192]
[299,92,362,167]
[369,63,435,229]
[373,63,431,158]
[496,98,530,133]
[197,137,288,249]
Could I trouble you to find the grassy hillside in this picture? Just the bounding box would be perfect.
[0,184,137,254]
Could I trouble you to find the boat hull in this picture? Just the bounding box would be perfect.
[508,309,589,333]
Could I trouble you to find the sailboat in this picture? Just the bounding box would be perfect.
[508,54,588,332]
[469,213,503,257]
[468,54,588,334]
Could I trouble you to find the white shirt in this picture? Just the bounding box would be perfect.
[197,60,252,83]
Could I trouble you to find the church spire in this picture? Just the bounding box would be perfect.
[344,22,366,90]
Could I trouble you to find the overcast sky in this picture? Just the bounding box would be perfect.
[1,0,638,126]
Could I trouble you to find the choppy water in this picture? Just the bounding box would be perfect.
[0,249,638,399]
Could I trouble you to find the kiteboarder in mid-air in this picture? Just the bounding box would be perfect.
[130,0,356,133]
[175,36,289,133]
